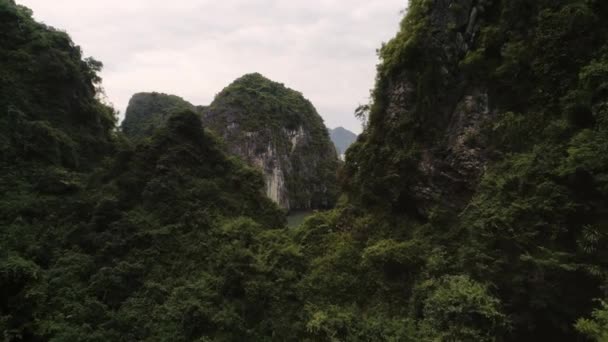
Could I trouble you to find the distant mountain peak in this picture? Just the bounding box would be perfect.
[329,127,357,158]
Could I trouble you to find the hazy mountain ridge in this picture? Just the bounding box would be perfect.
[328,126,357,158]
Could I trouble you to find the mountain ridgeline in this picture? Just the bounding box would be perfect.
[3,0,608,340]
[122,74,339,211]
[121,92,196,140]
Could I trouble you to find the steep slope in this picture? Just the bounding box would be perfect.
[0,0,116,338]
[329,126,357,158]
[120,92,195,140]
[0,2,302,340]
[0,2,115,170]
[203,73,339,210]
[297,0,608,340]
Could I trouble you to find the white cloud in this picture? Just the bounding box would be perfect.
[18,0,407,133]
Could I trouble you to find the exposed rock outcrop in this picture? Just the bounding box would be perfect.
[202,73,339,210]
[347,0,495,215]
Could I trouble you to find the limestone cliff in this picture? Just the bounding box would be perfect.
[202,73,339,210]
[345,0,499,215]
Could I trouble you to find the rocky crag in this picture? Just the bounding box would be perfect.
[202,73,339,210]
[121,74,339,210]
[337,0,608,339]
[345,0,499,215]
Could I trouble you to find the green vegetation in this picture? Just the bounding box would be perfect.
[3,0,608,340]
[0,2,295,339]
[336,0,608,340]
[576,301,608,341]
[0,0,115,170]
[121,92,196,140]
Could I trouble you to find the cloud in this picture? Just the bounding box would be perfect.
[18,0,407,133]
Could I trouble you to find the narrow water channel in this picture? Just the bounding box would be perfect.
[287,210,315,228]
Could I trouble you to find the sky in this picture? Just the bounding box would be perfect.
[18,0,407,133]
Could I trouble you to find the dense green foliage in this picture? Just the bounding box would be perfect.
[2,108,295,340]
[207,73,324,133]
[0,0,115,169]
[331,0,608,340]
[1,0,115,338]
[576,300,608,341]
[0,2,299,339]
[35,111,296,340]
[3,0,608,340]
[120,92,195,140]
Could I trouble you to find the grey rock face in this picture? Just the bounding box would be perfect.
[413,90,496,212]
[202,74,339,211]
[219,123,309,210]
[381,0,497,214]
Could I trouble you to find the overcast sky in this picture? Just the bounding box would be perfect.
[19,0,407,133]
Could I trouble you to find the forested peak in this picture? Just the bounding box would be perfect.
[224,72,291,91]
[129,91,191,104]
[206,73,327,137]
[1,0,32,20]
[217,72,301,96]
[0,0,115,170]
[121,92,195,140]
[107,109,286,228]
[232,72,273,84]
[204,73,339,210]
